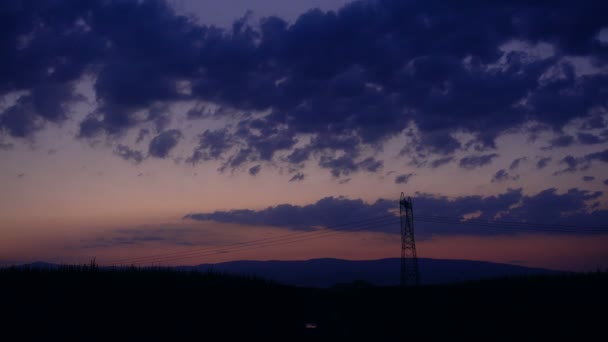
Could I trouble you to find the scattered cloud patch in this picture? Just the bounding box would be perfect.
[289,173,305,182]
[577,132,604,145]
[509,157,527,171]
[185,188,607,236]
[546,135,575,149]
[555,155,581,174]
[114,145,144,164]
[148,129,182,159]
[136,129,150,144]
[459,154,499,170]
[430,156,454,169]
[492,169,519,182]
[395,173,414,184]
[249,165,261,176]
[0,0,606,175]
[536,157,552,169]
[554,149,608,174]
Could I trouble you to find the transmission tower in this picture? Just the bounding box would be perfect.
[399,193,420,286]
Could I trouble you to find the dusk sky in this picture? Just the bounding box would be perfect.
[1,0,607,271]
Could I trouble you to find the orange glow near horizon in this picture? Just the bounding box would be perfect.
[2,217,606,272]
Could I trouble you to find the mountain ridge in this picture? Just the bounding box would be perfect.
[183,257,563,287]
[15,258,563,287]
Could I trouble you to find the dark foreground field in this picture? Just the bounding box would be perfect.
[2,265,606,341]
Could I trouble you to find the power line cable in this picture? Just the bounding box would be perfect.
[128,218,400,266]
[106,214,398,266]
[105,209,608,266]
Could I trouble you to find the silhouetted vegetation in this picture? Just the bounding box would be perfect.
[2,263,606,341]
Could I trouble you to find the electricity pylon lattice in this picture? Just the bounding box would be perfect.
[400,193,420,286]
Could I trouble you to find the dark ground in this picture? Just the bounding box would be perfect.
[2,265,606,341]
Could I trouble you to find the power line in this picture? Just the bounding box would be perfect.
[121,217,400,266]
[105,214,398,266]
[106,213,396,265]
[103,209,608,266]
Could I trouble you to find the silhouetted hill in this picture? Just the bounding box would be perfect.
[182,258,560,287]
[19,258,560,287]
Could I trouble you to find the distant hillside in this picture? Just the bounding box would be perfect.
[181,258,561,287]
[17,258,561,287]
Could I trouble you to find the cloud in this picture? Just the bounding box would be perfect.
[584,149,608,163]
[395,173,414,184]
[185,196,395,231]
[136,129,150,144]
[605,179,608,186]
[554,149,608,174]
[582,176,595,182]
[319,154,383,178]
[546,135,575,149]
[188,129,235,164]
[577,132,605,145]
[555,155,580,174]
[536,157,552,169]
[1,0,607,174]
[492,169,519,183]
[148,129,182,159]
[459,154,499,170]
[185,188,607,236]
[509,157,527,170]
[248,165,261,176]
[289,173,305,182]
[114,144,144,164]
[430,157,454,169]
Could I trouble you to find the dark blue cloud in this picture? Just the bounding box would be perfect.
[185,188,608,236]
[585,149,608,163]
[289,172,305,182]
[582,176,595,182]
[1,0,607,175]
[555,155,581,174]
[555,149,608,174]
[136,129,150,144]
[188,129,235,164]
[509,157,527,171]
[546,135,575,149]
[459,153,499,170]
[185,196,394,231]
[148,129,181,159]
[318,154,383,178]
[536,157,552,169]
[395,173,414,184]
[577,132,604,145]
[114,144,144,164]
[492,169,519,183]
[248,165,261,176]
[286,148,311,164]
[430,156,454,169]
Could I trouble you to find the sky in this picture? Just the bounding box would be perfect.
[1,0,607,271]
